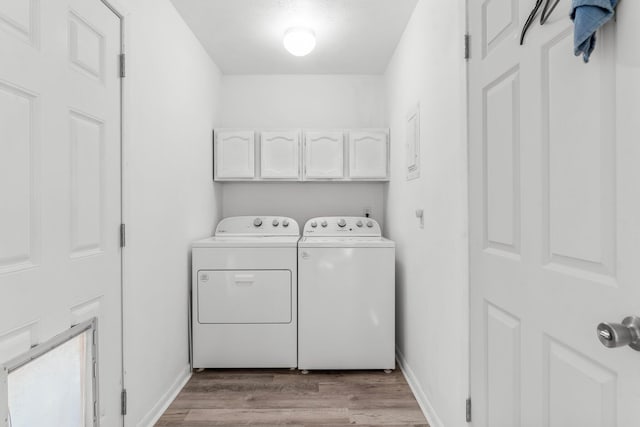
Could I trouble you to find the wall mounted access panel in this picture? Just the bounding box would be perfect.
[406,105,420,181]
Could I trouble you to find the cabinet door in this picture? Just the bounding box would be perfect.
[304,131,344,179]
[260,130,300,179]
[215,130,255,179]
[348,130,389,179]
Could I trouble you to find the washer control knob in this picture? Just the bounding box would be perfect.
[253,218,263,227]
[310,221,318,228]
[272,219,279,227]
[282,219,290,227]
[321,220,328,228]
[366,220,374,228]
[356,220,363,227]
[337,219,347,228]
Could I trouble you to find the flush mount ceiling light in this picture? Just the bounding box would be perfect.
[283,27,316,57]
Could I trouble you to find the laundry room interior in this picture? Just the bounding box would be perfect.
[1,0,638,426]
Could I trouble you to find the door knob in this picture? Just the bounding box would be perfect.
[597,316,640,351]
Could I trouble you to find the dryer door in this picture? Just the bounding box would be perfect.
[197,270,292,324]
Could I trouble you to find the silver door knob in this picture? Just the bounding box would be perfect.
[597,316,640,351]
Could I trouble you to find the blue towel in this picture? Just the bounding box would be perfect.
[570,0,618,62]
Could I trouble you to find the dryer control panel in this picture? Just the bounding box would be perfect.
[215,216,300,236]
[303,217,381,237]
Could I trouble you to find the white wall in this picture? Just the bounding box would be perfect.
[384,1,468,427]
[220,75,386,128]
[121,0,223,425]
[223,182,384,230]
[219,75,387,228]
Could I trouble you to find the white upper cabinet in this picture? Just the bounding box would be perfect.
[260,130,300,179]
[215,130,255,179]
[213,128,390,182]
[304,131,345,179]
[348,129,389,179]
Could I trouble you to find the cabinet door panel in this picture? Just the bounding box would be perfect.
[215,130,255,179]
[348,130,389,179]
[304,131,344,179]
[260,130,300,179]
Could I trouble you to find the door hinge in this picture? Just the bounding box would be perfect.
[120,223,126,248]
[464,34,471,60]
[121,389,127,415]
[466,397,472,422]
[119,53,126,78]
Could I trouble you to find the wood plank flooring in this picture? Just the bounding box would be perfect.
[155,368,429,426]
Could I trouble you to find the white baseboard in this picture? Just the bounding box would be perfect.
[396,347,445,427]
[136,364,191,427]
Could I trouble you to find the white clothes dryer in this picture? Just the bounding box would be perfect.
[191,216,299,368]
[297,217,396,371]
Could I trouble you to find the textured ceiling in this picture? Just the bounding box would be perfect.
[170,0,418,74]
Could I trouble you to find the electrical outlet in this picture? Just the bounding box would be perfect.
[363,207,372,218]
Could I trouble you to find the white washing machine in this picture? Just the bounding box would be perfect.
[191,216,299,368]
[298,216,396,371]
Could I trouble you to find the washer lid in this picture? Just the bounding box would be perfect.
[193,235,300,248]
[298,236,395,248]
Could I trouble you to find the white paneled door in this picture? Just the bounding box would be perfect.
[469,1,640,426]
[0,0,122,425]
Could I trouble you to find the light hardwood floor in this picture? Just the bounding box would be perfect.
[155,368,429,426]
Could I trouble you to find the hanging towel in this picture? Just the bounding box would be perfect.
[570,0,618,63]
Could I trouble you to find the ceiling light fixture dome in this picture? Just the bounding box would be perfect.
[283,27,316,57]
